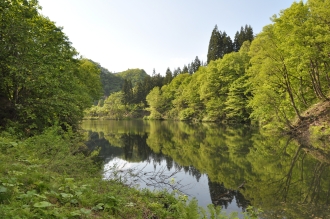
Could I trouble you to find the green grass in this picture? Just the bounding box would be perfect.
[0,126,260,219]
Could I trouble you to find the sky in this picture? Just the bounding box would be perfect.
[38,0,298,75]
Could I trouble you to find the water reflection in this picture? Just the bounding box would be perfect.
[82,120,330,218]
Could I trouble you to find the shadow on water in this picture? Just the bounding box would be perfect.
[81,120,330,218]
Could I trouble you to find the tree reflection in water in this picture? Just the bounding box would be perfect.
[82,120,330,218]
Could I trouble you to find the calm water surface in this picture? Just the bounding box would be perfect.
[81,120,330,218]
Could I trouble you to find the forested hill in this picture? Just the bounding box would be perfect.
[144,0,330,131]
[97,66,148,96]
[116,69,149,86]
[88,0,330,136]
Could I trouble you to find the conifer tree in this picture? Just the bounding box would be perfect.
[173,67,181,77]
[219,31,233,58]
[164,68,173,84]
[188,63,194,74]
[207,25,222,64]
[207,26,234,63]
[133,81,144,104]
[193,56,201,73]
[182,65,189,74]
[122,79,133,105]
[234,25,254,52]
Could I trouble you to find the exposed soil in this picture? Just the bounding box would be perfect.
[291,100,330,162]
[290,100,330,137]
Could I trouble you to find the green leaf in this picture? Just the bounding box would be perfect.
[95,203,104,210]
[70,199,78,204]
[60,193,73,198]
[33,201,53,208]
[10,142,18,147]
[80,208,92,215]
[70,210,81,216]
[34,193,47,199]
[75,191,82,196]
[0,186,8,193]
[64,178,74,183]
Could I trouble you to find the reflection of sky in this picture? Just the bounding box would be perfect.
[104,157,244,217]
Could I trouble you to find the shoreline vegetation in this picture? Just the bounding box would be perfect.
[1,0,330,218]
[2,126,260,219]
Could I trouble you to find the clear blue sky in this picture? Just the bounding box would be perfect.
[38,0,298,75]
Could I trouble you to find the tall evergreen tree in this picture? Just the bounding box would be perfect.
[193,56,201,73]
[151,72,164,88]
[182,65,189,74]
[234,25,254,52]
[219,31,233,57]
[207,25,222,64]
[173,67,181,77]
[207,26,234,63]
[164,67,173,84]
[188,63,194,74]
[122,79,133,105]
[133,81,144,104]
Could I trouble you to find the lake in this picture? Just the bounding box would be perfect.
[81,120,330,218]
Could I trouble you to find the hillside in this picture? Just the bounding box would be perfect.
[97,66,148,96]
[116,68,149,87]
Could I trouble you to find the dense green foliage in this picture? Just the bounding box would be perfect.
[146,42,251,122]
[248,0,330,129]
[116,68,149,87]
[0,0,102,134]
[2,126,245,219]
[99,65,123,96]
[85,70,169,119]
[99,67,148,96]
[142,1,330,130]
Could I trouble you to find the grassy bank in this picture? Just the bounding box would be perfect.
[0,126,259,219]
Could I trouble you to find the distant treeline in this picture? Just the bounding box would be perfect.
[87,24,254,120]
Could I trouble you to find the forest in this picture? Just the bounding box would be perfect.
[1,1,230,218]
[87,0,330,133]
[1,0,330,218]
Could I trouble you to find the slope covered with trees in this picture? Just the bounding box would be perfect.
[248,0,330,130]
[146,42,252,122]
[99,67,148,97]
[144,0,330,133]
[116,68,149,87]
[0,0,102,134]
[85,69,167,119]
[86,0,330,137]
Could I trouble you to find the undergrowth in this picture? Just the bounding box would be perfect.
[0,126,261,218]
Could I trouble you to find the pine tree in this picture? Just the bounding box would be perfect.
[234,25,254,52]
[182,65,189,74]
[164,68,173,84]
[122,79,133,105]
[219,31,233,57]
[133,81,144,104]
[207,25,221,64]
[207,26,234,63]
[188,63,194,74]
[193,56,201,73]
[173,67,181,77]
